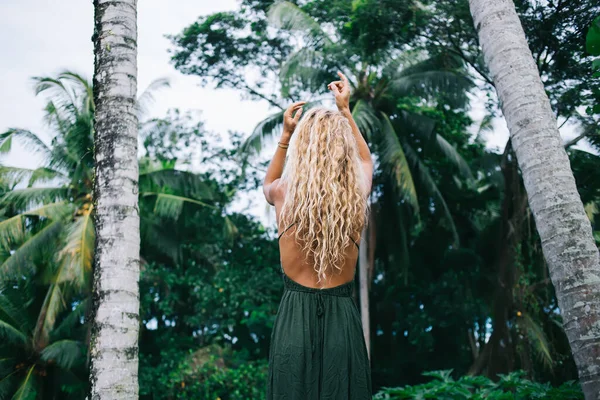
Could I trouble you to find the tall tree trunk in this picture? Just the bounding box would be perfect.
[359,225,371,360]
[469,1,600,397]
[89,0,140,398]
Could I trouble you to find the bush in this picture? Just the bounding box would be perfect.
[171,357,268,400]
[374,370,583,400]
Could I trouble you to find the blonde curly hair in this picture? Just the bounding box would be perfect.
[280,107,369,284]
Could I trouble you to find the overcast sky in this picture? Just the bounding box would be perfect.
[0,0,589,226]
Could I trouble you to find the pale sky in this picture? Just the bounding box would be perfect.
[0,0,589,225]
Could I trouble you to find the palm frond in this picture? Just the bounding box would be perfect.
[520,312,553,369]
[223,216,239,245]
[0,366,19,400]
[352,100,380,142]
[0,291,32,336]
[0,188,69,211]
[403,142,460,246]
[139,169,215,201]
[379,114,419,212]
[268,1,330,43]
[0,320,29,347]
[34,284,66,346]
[58,211,94,288]
[33,76,78,118]
[585,202,598,221]
[0,202,72,253]
[476,114,494,136]
[279,48,335,97]
[386,54,473,108]
[40,340,84,370]
[0,220,63,281]
[434,134,474,181]
[137,78,171,119]
[23,201,73,220]
[239,110,286,155]
[0,201,73,255]
[144,193,215,220]
[52,298,89,340]
[27,168,67,187]
[0,129,52,158]
[0,216,26,253]
[11,365,36,400]
[57,71,93,114]
[0,167,32,189]
[140,215,182,263]
[388,71,472,108]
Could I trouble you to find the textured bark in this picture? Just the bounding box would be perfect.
[89,0,140,399]
[359,225,371,359]
[469,0,600,397]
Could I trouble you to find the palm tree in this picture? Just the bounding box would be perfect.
[468,0,600,397]
[240,1,475,350]
[0,278,88,399]
[0,70,221,398]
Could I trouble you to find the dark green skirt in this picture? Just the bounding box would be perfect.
[267,272,372,399]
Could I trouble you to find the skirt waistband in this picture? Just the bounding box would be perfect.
[282,272,354,297]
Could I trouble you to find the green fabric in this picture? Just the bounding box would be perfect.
[267,272,372,399]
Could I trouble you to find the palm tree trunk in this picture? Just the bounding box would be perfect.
[359,225,371,360]
[469,0,600,397]
[89,0,140,398]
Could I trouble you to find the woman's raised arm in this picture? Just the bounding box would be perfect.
[262,101,305,205]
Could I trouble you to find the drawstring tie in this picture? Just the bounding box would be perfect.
[316,292,324,317]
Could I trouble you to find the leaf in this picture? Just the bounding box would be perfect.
[0,320,29,347]
[57,211,95,288]
[386,54,473,108]
[268,1,330,43]
[52,299,89,340]
[140,169,215,201]
[352,100,380,142]
[34,284,66,345]
[0,219,63,281]
[137,77,171,120]
[586,16,600,56]
[145,193,215,220]
[0,202,73,253]
[379,114,419,213]
[40,340,84,370]
[279,48,333,97]
[11,365,36,400]
[403,142,460,246]
[435,134,474,181]
[519,312,553,369]
[0,129,51,158]
[0,291,32,337]
[0,188,69,212]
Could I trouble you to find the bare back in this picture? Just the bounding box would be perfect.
[272,181,361,289]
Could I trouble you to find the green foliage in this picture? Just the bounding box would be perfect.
[586,15,600,115]
[374,370,583,400]
[142,344,268,400]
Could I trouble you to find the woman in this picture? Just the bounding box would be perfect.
[263,72,374,399]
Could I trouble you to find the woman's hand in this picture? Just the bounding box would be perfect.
[282,101,306,139]
[328,71,351,112]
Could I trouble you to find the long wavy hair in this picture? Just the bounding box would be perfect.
[280,107,369,284]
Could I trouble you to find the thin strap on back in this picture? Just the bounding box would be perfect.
[278,222,296,240]
[278,221,360,249]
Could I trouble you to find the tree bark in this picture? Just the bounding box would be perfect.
[359,225,371,360]
[89,0,140,398]
[469,1,600,397]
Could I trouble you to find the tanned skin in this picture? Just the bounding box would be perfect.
[263,72,373,288]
